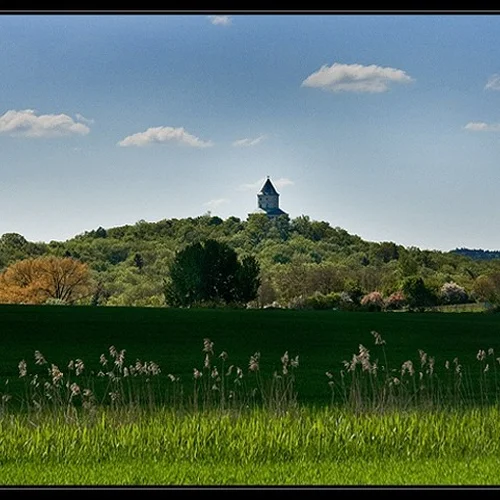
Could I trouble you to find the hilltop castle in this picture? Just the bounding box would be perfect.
[255,176,288,219]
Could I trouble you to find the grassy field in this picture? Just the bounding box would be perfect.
[4,457,500,485]
[1,406,500,485]
[1,304,500,407]
[3,304,500,486]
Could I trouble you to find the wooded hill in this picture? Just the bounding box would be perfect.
[1,213,500,308]
[451,248,500,261]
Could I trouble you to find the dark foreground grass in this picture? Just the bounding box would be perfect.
[2,304,500,406]
[1,406,500,485]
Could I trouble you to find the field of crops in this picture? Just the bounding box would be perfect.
[3,304,500,486]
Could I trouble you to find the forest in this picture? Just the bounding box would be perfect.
[1,213,500,310]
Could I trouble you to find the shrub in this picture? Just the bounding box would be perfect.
[338,291,356,311]
[308,292,341,310]
[344,280,363,305]
[360,291,385,312]
[385,290,407,310]
[287,295,308,310]
[45,298,69,306]
[287,292,343,310]
[440,281,468,305]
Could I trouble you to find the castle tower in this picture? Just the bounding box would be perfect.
[257,176,288,218]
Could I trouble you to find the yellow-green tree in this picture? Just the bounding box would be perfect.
[0,256,92,304]
[473,273,500,305]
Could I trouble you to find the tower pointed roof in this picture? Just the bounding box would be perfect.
[259,176,279,196]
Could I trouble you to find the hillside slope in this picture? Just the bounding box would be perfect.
[1,214,500,307]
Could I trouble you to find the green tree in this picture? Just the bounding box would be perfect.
[165,239,260,307]
[235,255,261,304]
[344,279,363,306]
[133,253,144,271]
[94,226,107,239]
[373,242,399,263]
[0,232,28,249]
[223,216,244,237]
[291,215,313,239]
[0,232,47,267]
[398,252,419,276]
[244,214,272,247]
[401,276,437,311]
[473,273,500,305]
[273,214,291,241]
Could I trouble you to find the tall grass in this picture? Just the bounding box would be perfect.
[324,331,500,412]
[2,406,500,465]
[2,331,500,417]
[0,337,300,418]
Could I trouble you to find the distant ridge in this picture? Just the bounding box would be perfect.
[451,248,500,260]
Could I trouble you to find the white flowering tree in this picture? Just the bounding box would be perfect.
[440,281,468,305]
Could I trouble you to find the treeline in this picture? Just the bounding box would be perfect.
[2,213,500,309]
[452,248,500,261]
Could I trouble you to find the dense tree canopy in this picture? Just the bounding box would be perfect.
[2,214,500,309]
[164,239,260,307]
[401,276,438,311]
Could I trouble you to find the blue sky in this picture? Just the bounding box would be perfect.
[2,13,500,251]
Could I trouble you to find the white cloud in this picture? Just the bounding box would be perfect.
[464,121,500,132]
[75,113,95,125]
[204,198,229,210]
[238,179,263,192]
[207,15,232,26]
[302,62,414,93]
[117,126,214,148]
[485,74,500,91]
[232,135,267,147]
[0,109,90,138]
[273,177,294,189]
[238,177,294,192]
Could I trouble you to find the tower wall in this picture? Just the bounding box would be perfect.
[258,194,279,211]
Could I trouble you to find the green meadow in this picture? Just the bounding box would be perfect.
[1,304,500,406]
[3,304,500,486]
[2,407,500,485]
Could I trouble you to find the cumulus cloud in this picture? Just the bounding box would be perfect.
[204,198,229,210]
[75,113,95,125]
[485,74,500,91]
[302,62,414,93]
[117,126,214,148]
[207,15,232,26]
[238,177,294,192]
[232,135,267,147]
[464,121,500,132]
[0,109,90,138]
